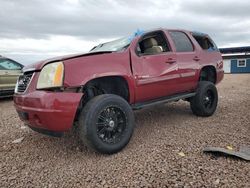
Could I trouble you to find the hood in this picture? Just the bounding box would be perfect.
[23,51,113,72]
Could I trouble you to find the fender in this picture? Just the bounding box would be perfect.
[82,74,136,104]
[63,51,137,103]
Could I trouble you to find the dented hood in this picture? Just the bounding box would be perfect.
[23,51,113,72]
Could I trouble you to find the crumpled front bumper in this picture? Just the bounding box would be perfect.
[14,91,83,132]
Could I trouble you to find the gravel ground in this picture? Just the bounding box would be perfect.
[0,74,249,188]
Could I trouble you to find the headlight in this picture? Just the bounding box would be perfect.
[37,61,64,89]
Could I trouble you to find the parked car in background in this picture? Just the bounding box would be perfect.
[0,56,23,98]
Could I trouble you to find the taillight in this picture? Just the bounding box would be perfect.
[217,61,223,69]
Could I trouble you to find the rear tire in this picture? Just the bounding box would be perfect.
[78,94,134,154]
[190,81,218,117]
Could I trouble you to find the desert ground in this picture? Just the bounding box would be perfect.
[0,74,249,188]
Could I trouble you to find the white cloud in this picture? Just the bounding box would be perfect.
[0,0,250,65]
[0,35,115,65]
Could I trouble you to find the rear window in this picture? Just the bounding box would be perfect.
[192,34,218,51]
[169,31,194,52]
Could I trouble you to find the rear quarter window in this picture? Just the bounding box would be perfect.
[192,34,219,52]
[169,31,194,52]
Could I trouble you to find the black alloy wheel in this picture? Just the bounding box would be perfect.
[96,106,127,144]
[78,94,134,154]
[203,90,215,110]
[190,81,218,117]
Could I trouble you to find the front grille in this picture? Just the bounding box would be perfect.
[16,73,33,93]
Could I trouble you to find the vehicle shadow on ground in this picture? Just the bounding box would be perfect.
[26,101,194,157]
[0,96,13,102]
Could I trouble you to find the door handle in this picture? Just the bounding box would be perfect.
[165,58,176,64]
[193,56,200,61]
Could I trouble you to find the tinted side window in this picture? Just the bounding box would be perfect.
[192,35,218,51]
[0,59,22,70]
[169,31,194,52]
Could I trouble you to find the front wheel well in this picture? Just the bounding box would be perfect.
[199,66,217,84]
[74,76,130,122]
[82,76,130,103]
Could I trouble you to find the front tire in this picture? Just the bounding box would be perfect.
[78,94,135,154]
[190,81,218,117]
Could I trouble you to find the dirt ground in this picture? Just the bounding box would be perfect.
[0,74,249,188]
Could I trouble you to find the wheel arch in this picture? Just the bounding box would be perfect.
[81,74,135,104]
[199,65,217,84]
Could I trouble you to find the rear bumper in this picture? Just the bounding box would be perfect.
[14,91,83,132]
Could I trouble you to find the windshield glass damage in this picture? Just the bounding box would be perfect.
[90,37,131,53]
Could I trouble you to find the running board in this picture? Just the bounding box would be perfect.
[132,92,196,110]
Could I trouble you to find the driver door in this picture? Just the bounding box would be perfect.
[131,31,180,102]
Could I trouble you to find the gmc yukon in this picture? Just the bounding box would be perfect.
[14,29,224,154]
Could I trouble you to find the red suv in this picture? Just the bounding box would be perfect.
[14,29,224,154]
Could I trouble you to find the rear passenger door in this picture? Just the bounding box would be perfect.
[168,31,200,92]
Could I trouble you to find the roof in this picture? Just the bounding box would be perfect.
[220,46,250,54]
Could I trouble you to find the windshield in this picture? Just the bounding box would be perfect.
[90,37,131,52]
